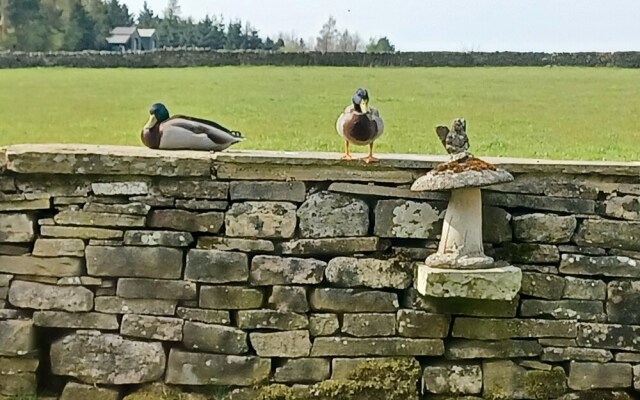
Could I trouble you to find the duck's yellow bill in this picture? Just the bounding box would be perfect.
[144,115,158,130]
[360,100,370,114]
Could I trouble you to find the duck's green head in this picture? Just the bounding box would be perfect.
[352,88,370,114]
[144,103,170,130]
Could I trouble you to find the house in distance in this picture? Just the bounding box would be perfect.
[106,27,158,51]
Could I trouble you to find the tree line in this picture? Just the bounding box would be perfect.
[0,0,395,53]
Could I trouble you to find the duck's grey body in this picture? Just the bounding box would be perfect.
[157,116,244,151]
[336,104,385,145]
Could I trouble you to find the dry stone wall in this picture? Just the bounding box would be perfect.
[0,144,639,399]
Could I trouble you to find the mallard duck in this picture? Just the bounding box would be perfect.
[336,88,384,163]
[141,103,244,151]
[436,118,470,160]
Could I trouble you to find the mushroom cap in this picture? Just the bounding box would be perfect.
[411,167,514,191]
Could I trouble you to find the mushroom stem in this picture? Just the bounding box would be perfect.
[438,187,485,258]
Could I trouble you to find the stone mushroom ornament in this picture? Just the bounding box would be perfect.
[410,118,522,300]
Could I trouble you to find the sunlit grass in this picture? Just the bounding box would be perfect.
[0,66,638,161]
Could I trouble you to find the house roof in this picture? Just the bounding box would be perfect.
[138,29,156,38]
[106,35,131,45]
[110,26,138,36]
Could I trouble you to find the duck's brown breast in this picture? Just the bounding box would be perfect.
[343,114,378,145]
[141,126,162,149]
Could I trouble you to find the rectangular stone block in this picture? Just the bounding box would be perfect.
[186,250,249,283]
[0,256,83,277]
[342,313,396,337]
[121,314,183,341]
[404,289,518,317]
[397,310,450,338]
[573,219,640,250]
[309,314,340,337]
[483,191,596,214]
[520,300,605,321]
[513,213,577,243]
[279,237,385,256]
[225,202,297,238]
[33,311,118,330]
[445,339,542,360]
[199,286,263,310]
[0,356,39,374]
[310,288,399,312]
[251,255,326,285]
[521,272,565,300]
[176,199,228,211]
[423,363,482,395]
[123,230,193,247]
[91,182,148,196]
[268,286,309,313]
[0,198,50,211]
[311,337,444,357]
[483,360,567,400]
[117,278,196,300]
[331,357,405,379]
[95,297,177,316]
[237,310,308,331]
[41,225,123,240]
[560,254,640,277]
[176,307,230,325]
[0,372,37,397]
[452,318,577,340]
[230,181,306,202]
[153,180,228,199]
[541,347,613,363]
[60,382,120,400]
[494,243,560,264]
[86,246,183,279]
[274,358,330,383]
[33,239,85,257]
[165,349,270,386]
[250,331,311,357]
[374,199,444,239]
[183,321,248,354]
[54,210,146,227]
[0,319,35,356]
[0,245,29,256]
[148,210,224,233]
[9,281,93,312]
[84,202,151,216]
[0,213,35,243]
[563,277,607,300]
[577,323,640,351]
[568,362,632,390]
[197,237,275,253]
[326,257,411,289]
[607,280,640,324]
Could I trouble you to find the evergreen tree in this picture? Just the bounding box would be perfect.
[137,1,157,27]
[6,0,53,50]
[366,36,395,53]
[63,0,96,50]
[105,0,133,28]
[224,20,242,49]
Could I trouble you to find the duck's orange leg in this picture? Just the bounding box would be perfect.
[341,141,353,160]
[362,143,379,164]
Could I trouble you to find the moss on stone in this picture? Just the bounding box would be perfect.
[523,368,566,399]
[123,383,209,400]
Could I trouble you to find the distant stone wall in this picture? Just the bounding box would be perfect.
[0,144,640,399]
[1,49,640,68]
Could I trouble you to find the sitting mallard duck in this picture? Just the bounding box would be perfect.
[141,103,244,151]
[336,88,385,163]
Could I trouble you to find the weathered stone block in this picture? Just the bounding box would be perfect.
[54,210,145,227]
[57,276,102,286]
[0,198,50,211]
[405,289,518,317]
[34,311,118,330]
[520,300,605,321]
[0,244,29,256]
[483,359,567,399]
[268,286,308,312]
[226,201,297,238]
[452,318,577,340]
[230,181,306,202]
[148,210,224,233]
[33,238,85,257]
[541,347,613,363]
[237,310,308,330]
[298,192,369,238]
[176,307,230,325]
[197,237,274,252]
[604,195,640,220]
[123,230,193,247]
[417,266,522,301]
[250,330,311,357]
[0,372,36,397]
[0,320,35,356]
[0,274,9,286]
[86,246,182,279]
[513,213,577,243]
[616,353,640,363]
[423,363,482,395]
[153,180,228,199]
[91,181,148,196]
[483,191,596,214]
[95,296,176,316]
[183,321,248,354]
[574,219,640,250]
[577,323,640,351]
[342,313,396,337]
[607,280,640,324]
[0,256,83,277]
[274,358,330,383]
[0,356,39,374]
[521,272,565,300]
[559,254,640,277]
[311,337,444,357]
[51,331,165,384]
[279,237,384,255]
[84,202,151,216]
[60,382,120,400]
[568,362,631,390]
[445,339,542,360]
[310,288,398,312]
[326,257,411,289]
[117,278,196,300]
[374,199,443,239]
[120,314,183,341]
[185,250,248,284]
[251,255,326,285]
[41,225,123,240]
[563,277,607,300]
[9,281,93,312]
[199,286,263,310]
[309,314,340,336]
[397,310,450,338]
[165,349,270,386]
[494,243,560,264]
[176,199,228,210]
[0,213,35,243]
[483,206,512,244]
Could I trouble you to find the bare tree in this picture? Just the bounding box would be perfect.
[315,16,338,53]
[277,31,309,52]
[337,29,362,52]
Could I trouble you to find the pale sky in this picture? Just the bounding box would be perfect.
[120,0,640,52]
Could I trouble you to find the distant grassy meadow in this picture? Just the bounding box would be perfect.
[0,66,638,161]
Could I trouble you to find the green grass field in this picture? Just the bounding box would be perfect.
[0,66,638,161]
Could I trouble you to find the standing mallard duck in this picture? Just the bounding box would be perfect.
[336,88,384,163]
[141,103,245,151]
